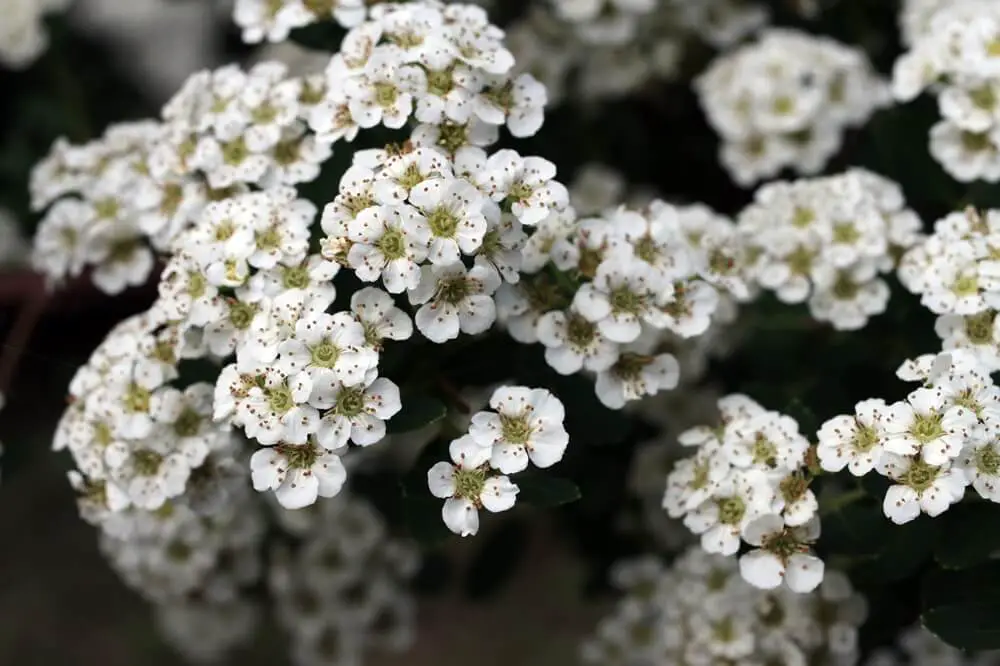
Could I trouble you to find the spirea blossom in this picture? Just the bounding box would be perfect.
[738,169,923,330]
[697,29,890,185]
[0,0,72,69]
[582,549,866,666]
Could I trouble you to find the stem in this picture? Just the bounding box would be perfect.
[0,289,49,397]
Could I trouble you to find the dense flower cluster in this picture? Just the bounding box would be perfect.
[581,549,866,666]
[1,0,72,69]
[899,207,1000,369]
[893,0,1000,182]
[268,493,420,666]
[499,196,750,409]
[234,0,368,43]
[504,0,767,104]
[737,169,923,330]
[697,29,890,185]
[663,394,826,592]
[819,348,1000,524]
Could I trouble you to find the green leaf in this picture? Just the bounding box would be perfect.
[288,21,344,51]
[401,494,453,546]
[515,473,581,508]
[387,394,447,435]
[463,519,530,600]
[922,562,1000,650]
[935,503,1000,569]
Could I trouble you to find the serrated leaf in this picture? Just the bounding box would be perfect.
[463,519,530,600]
[387,394,447,435]
[935,502,1000,569]
[922,562,1000,650]
[515,473,581,508]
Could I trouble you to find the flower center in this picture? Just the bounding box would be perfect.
[716,496,746,525]
[902,457,940,492]
[228,301,258,330]
[609,286,643,315]
[427,206,460,238]
[275,442,320,469]
[436,121,468,154]
[633,236,661,264]
[222,137,249,165]
[256,226,281,250]
[174,408,202,437]
[965,310,996,344]
[426,68,454,96]
[832,222,860,244]
[374,82,399,108]
[282,265,311,290]
[266,385,294,414]
[132,449,163,476]
[376,227,408,259]
[976,445,1000,476]
[437,277,472,304]
[335,386,366,417]
[310,341,340,368]
[500,414,533,444]
[910,412,944,443]
[565,313,597,348]
[852,422,879,452]
[453,466,487,501]
[124,383,151,413]
[751,434,779,468]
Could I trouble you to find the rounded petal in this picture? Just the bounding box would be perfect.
[739,550,784,590]
[442,497,479,537]
[480,476,519,513]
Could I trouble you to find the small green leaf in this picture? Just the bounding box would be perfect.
[515,473,581,508]
[387,394,447,435]
[288,21,345,51]
[401,494,453,546]
[935,503,1000,569]
[922,562,1000,650]
[463,519,530,600]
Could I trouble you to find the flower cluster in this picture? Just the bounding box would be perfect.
[302,0,547,142]
[819,349,1000,524]
[738,169,923,330]
[268,492,420,666]
[504,0,767,104]
[0,0,71,69]
[893,0,1000,182]
[697,29,890,185]
[319,143,569,343]
[499,197,750,409]
[899,207,1000,370]
[663,394,825,592]
[581,549,867,666]
[428,385,568,535]
[234,0,368,43]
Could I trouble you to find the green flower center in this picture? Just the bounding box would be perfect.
[214,219,235,241]
[273,139,301,166]
[275,443,319,469]
[485,81,515,110]
[751,434,779,468]
[437,277,471,304]
[94,421,114,447]
[374,82,399,108]
[453,466,487,500]
[256,227,281,250]
[852,423,879,452]
[436,121,468,154]
[221,137,249,165]
[832,273,859,300]
[133,449,163,476]
[397,163,426,191]
[961,131,991,152]
[787,245,814,275]
[716,496,746,525]
[124,383,151,414]
[426,68,454,96]
[251,102,278,125]
[910,412,945,443]
[187,272,207,299]
[634,236,660,264]
[228,301,258,330]
[971,85,997,110]
[976,445,1000,476]
[427,207,460,238]
[282,265,311,290]
[832,222,860,244]
[174,408,202,437]
[902,457,940,492]
[94,197,120,220]
[302,0,334,15]
[565,313,596,348]
[792,207,814,228]
[500,414,533,445]
[954,274,979,296]
[310,341,340,368]
[609,286,643,315]
[612,353,652,381]
[266,385,294,414]
[335,386,366,417]
[376,227,408,259]
[690,461,711,490]
[160,183,183,216]
[965,311,996,345]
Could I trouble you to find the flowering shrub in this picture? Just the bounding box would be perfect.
[9,0,1000,663]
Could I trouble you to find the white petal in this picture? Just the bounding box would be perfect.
[427,461,457,498]
[480,476,519,513]
[785,553,825,593]
[442,497,479,536]
[739,550,785,590]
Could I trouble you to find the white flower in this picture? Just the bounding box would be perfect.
[536,307,620,375]
[683,469,774,556]
[468,385,570,474]
[816,398,887,476]
[408,177,489,264]
[348,204,428,292]
[480,150,569,225]
[427,435,519,537]
[739,514,824,593]
[574,259,670,343]
[410,262,501,343]
[250,442,347,509]
[311,376,402,450]
[350,286,414,348]
[878,452,968,524]
[880,387,978,465]
[595,352,680,409]
[344,49,427,129]
[276,310,379,388]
